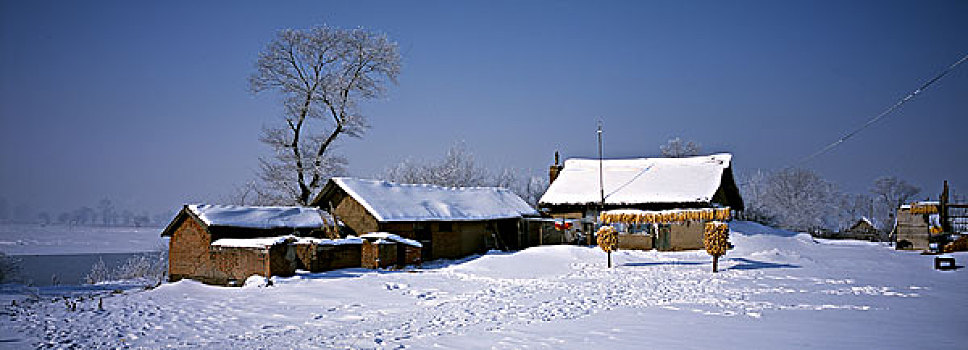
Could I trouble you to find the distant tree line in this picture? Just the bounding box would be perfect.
[0,197,172,227]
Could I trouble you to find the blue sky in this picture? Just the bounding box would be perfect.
[1,0,966,214]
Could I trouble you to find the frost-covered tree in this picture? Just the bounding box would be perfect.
[869,176,920,230]
[384,142,490,188]
[759,168,839,232]
[737,170,773,224]
[660,137,702,157]
[870,176,921,211]
[250,25,402,205]
[383,142,548,207]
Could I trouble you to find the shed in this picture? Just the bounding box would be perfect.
[161,204,341,285]
[312,177,538,260]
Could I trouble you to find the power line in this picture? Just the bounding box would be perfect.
[799,52,968,165]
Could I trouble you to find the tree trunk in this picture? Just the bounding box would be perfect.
[712,255,719,273]
[607,251,612,268]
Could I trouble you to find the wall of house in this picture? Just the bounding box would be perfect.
[667,221,704,251]
[896,210,930,250]
[168,216,215,282]
[333,192,380,235]
[618,233,653,250]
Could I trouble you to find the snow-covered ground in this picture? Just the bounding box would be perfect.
[1,221,965,349]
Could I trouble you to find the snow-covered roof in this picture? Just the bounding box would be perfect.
[539,153,733,206]
[360,232,423,247]
[292,236,364,246]
[210,236,293,249]
[187,204,331,229]
[211,235,362,249]
[323,177,537,222]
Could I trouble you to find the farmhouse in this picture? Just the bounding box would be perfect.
[844,217,882,241]
[161,204,359,286]
[539,153,743,251]
[312,177,538,260]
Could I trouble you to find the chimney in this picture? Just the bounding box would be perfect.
[549,151,563,184]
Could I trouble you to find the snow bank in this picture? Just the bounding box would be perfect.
[187,205,330,229]
[540,153,732,205]
[331,177,537,222]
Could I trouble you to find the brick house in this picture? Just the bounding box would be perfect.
[312,177,538,260]
[539,153,743,251]
[161,204,350,286]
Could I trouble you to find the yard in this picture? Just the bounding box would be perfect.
[1,221,966,349]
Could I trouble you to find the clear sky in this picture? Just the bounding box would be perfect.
[1,0,966,215]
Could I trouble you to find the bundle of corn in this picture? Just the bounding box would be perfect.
[703,221,730,273]
[596,226,618,268]
[943,235,968,253]
[909,203,939,215]
[600,208,732,225]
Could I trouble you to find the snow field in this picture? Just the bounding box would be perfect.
[2,221,966,349]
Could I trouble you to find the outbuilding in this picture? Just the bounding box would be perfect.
[161,204,346,285]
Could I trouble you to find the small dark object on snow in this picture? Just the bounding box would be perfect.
[934,256,956,271]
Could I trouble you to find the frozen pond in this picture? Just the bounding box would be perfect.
[0,224,167,286]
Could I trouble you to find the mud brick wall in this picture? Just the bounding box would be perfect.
[361,241,398,268]
[402,246,421,266]
[294,243,363,272]
[209,247,271,285]
[267,245,296,277]
[618,234,653,250]
[293,243,318,271]
[168,216,216,282]
[333,194,380,235]
[668,222,704,251]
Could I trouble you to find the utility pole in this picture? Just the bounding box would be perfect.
[598,120,604,207]
[595,120,604,247]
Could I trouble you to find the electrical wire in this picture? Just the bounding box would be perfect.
[799,52,968,165]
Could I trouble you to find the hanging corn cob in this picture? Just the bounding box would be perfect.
[596,226,618,268]
[600,207,732,225]
[909,203,939,215]
[703,221,730,273]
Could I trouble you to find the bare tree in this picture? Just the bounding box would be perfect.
[660,137,702,157]
[250,25,402,205]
